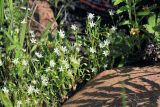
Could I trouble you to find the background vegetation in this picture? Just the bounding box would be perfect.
[0,0,160,106]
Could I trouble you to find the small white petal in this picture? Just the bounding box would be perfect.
[90,47,96,53]
[89,21,96,28]
[88,13,95,20]
[50,60,56,68]
[35,52,43,58]
[21,19,27,24]
[2,87,9,94]
[58,29,65,38]
[111,26,117,31]
[71,24,77,31]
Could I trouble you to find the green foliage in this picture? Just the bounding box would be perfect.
[0,0,4,24]
[0,92,13,107]
[0,0,160,106]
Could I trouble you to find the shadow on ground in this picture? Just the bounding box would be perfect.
[63,65,160,107]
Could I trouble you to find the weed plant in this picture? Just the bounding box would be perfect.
[0,0,160,106]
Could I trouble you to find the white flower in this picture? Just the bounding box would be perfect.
[34,88,39,94]
[22,48,26,52]
[99,43,104,48]
[21,19,27,24]
[29,30,36,37]
[42,79,48,86]
[22,59,28,66]
[88,13,95,20]
[59,66,64,72]
[62,59,69,69]
[50,60,56,68]
[28,85,35,95]
[71,24,77,31]
[89,21,96,28]
[15,28,19,33]
[104,40,110,46]
[12,58,19,65]
[0,60,3,66]
[111,26,117,31]
[35,52,43,58]
[90,47,96,53]
[109,10,115,16]
[41,75,49,86]
[61,46,67,53]
[31,34,36,38]
[54,48,59,55]
[26,98,30,103]
[76,47,80,52]
[17,100,22,107]
[29,30,34,34]
[104,64,108,68]
[30,38,37,44]
[45,67,51,72]
[91,68,97,72]
[58,29,65,38]
[31,80,37,84]
[70,56,80,66]
[2,87,9,94]
[103,50,110,56]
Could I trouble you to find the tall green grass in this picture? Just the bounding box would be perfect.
[0,0,4,24]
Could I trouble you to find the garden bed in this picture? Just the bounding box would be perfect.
[0,0,160,107]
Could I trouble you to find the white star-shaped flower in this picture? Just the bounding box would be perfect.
[35,52,43,58]
[89,21,96,28]
[54,48,60,55]
[103,50,110,56]
[61,46,67,53]
[104,40,110,46]
[58,29,65,39]
[34,88,39,94]
[30,38,37,44]
[50,60,56,68]
[41,75,49,86]
[90,47,96,53]
[99,43,104,48]
[12,58,19,65]
[109,10,115,16]
[62,59,69,69]
[111,26,117,31]
[2,87,9,94]
[71,24,77,31]
[91,68,97,72]
[31,80,37,84]
[88,13,95,20]
[59,66,64,72]
[22,59,28,66]
[28,85,35,95]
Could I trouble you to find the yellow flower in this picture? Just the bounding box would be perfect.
[130,27,140,35]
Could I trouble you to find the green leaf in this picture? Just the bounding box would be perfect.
[113,0,124,5]
[137,11,150,16]
[119,20,130,25]
[20,11,28,48]
[7,45,16,51]
[0,92,13,107]
[0,0,4,24]
[116,6,129,14]
[30,44,38,53]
